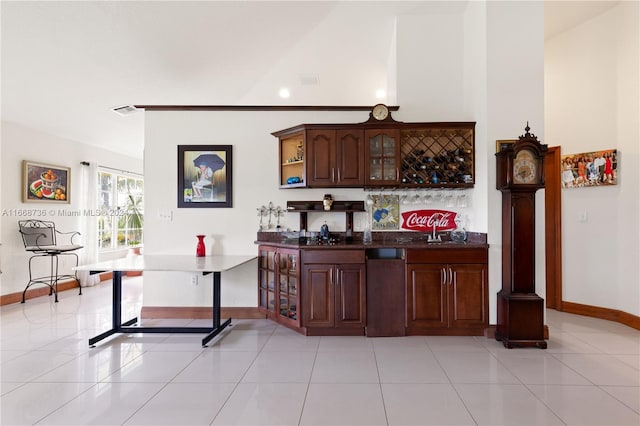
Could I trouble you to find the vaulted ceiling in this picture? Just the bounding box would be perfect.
[1,1,619,159]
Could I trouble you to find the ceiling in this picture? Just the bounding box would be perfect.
[1,1,619,159]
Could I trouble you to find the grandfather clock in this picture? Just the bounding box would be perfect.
[495,124,548,349]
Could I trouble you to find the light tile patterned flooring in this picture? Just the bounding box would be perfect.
[1,277,639,425]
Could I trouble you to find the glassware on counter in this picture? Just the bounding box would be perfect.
[450,217,467,242]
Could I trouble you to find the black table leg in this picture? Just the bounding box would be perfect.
[89,269,232,347]
[202,271,231,347]
[213,271,221,328]
[89,270,138,347]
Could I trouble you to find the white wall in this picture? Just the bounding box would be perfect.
[545,1,640,315]
[395,7,486,234]
[9,2,635,324]
[144,109,482,308]
[463,0,489,234]
[0,121,142,296]
[394,2,545,325]
[143,110,370,307]
[484,1,546,322]
[143,3,545,321]
[395,12,466,121]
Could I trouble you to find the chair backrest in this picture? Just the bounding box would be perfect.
[18,220,56,248]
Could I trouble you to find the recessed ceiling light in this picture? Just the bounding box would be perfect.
[111,105,138,116]
[375,89,386,100]
[298,74,319,86]
[279,88,291,98]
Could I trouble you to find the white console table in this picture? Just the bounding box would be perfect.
[76,254,256,347]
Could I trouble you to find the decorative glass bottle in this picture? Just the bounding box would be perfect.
[196,235,206,257]
[450,217,467,243]
[363,225,372,244]
[363,194,373,244]
[320,222,330,241]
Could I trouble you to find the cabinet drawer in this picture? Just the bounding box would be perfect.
[302,250,365,264]
[406,248,487,264]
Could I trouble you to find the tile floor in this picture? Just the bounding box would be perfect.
[1,277,639,425]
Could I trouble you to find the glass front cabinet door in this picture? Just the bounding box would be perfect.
[258,246,277,316]
[258,246,300,328]
[365,129,401,186]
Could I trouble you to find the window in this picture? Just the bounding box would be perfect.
[97,170,144,250]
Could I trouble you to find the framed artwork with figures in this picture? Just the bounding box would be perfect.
[177,145,232,208]
[561,149,617,188]
[371,194,399,230]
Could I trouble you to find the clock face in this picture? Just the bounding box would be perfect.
[372,104,389,121]
[513,149,538,184]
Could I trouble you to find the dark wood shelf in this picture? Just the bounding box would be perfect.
[286,201,365,232]
[286,201,364,212]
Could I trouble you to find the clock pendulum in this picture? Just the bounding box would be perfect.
[495,123,548,349]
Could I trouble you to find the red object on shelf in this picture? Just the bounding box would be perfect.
[196,235,206,257]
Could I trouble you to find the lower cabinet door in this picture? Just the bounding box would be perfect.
[257,246,277,316]
[335,264,366,328]
[449,263,487,328]
[302,263,366,329]
[406,264,447,329]
[302,264,334,328]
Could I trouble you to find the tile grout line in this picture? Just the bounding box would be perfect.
[433,337,481,426]
[486,343,569,425]
[119,340,208,425]
[296,337,320,426]
[372,343,391,426]
[207,324,275,425]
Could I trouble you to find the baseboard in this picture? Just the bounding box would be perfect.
[482,302,640,338]
[561,301,640,330]
[97,272,113,281]
[0,278,80,305]
[0,272,112,306]
[100,272,141,279]
[484,325,549,340]
[484,326,496,339]
[7,282,637,332]
[140,306,265,320]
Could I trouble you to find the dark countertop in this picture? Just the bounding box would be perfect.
[256,231,488,250]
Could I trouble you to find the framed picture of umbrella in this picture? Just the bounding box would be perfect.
[177,145,232,208]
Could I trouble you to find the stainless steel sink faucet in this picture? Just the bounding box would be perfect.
[428,213,442,243]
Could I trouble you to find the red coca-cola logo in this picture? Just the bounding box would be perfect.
[401,210,457,232]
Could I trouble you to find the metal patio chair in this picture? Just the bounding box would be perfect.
[18,220,83,303]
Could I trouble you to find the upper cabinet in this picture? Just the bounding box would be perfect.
[272,111,475,189]
[365,128,401,186]
[306,128,365,187]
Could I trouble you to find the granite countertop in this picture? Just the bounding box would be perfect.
[256,231,488,250]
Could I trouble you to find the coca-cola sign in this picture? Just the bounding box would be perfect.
[401,210,458,232]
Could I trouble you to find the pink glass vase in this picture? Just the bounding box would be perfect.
[196,235,206,257]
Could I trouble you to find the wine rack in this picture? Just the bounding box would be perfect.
[400,127,474,187]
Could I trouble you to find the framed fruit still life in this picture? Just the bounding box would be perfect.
[22,160,71,203]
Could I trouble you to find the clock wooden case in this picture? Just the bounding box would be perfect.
[371,103,391,121]
[495,124,548,348]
